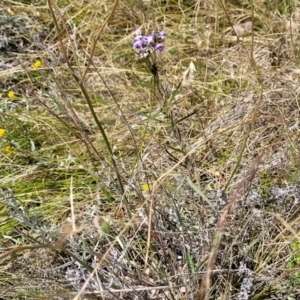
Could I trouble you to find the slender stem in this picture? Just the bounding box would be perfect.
[47,0,129,216]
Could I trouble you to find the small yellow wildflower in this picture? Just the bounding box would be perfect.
[0,129,5,138]
[142,183,149,192]
[4,145,13,157]
[32,59,42,69]
[8,91,16,99]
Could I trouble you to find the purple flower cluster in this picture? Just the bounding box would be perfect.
[133,29,166,58]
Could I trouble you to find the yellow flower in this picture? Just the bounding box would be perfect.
[0,129,5,138]
[8,91,16,99]
[142,183,149,192]
[4,145,13,156]
[32,59,42,69]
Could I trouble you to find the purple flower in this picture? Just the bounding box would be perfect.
[132,29,166,57]
[155,43,164,52]
[147,35,154,45]
[133,40,143,49]
[159,31,166,38]
[156,31,166,41]
[141,36,150,47]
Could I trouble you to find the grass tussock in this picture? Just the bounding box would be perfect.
[1,0,300,299]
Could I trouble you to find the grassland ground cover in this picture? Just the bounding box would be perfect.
[1,0,300,299]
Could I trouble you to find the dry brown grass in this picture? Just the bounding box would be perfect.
[1,0,300,299]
